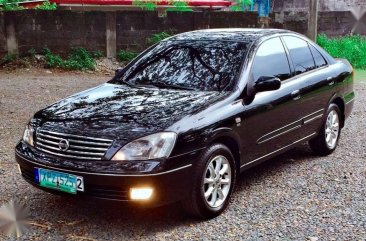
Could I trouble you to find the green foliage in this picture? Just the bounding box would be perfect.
[117,50,138,62]
[63,48,95,70]
[92,51,103,59]
[27,48,36,58]
[230,0,252,11]
[35,1,57,10]
[317,34,366,69]
[43,48,63,68]
[133,0,157,11]
[0,0,56,10]
[43,47,96,70]
[133,0,192,12]
[1,53,17,63]
[147,31,172,45]
[167,1,193,12]
[0,0,24,11]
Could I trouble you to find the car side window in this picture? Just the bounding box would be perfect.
[252,37,291,81]
[282,36,316,75]
[309,45,327,68]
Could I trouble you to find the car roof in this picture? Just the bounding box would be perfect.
[167,28,293,43]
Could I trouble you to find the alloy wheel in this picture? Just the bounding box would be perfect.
[325,110,340,149]
[203,155,232,208]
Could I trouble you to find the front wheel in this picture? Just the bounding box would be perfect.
[309,103,342,156]
[182,144,236,219]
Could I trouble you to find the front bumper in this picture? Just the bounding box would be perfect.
[15,142,196,207]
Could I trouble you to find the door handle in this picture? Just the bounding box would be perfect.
[291,90,301,100]
[327,77,335,86]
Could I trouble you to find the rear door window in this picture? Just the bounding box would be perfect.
[282,36,316,75]
[251,37,291,81]
[309,45,327,68]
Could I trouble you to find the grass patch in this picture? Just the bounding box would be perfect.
[147,32,172,45]
[1,53,17,63]
[44,48,96,70]
[317,34,366,69]
[117,50,138,62]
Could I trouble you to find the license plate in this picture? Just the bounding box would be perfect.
[34,168,84,194]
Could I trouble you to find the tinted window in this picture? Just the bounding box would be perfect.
[309,45,327,68]
[252,37,291,81]
[283,36,316,75]
[117,41,249,91]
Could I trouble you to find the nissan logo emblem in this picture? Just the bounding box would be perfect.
[58,139,70,151]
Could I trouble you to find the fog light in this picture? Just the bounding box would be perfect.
[130,187,153,200]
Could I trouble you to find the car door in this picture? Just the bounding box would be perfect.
[281,36,333,140]
[240,37,300,163]
[239,37,310,163]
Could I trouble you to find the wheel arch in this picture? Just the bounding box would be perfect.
[329,95,345,128]
[207,128,242,173]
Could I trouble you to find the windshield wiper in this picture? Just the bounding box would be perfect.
[148,81,196,91]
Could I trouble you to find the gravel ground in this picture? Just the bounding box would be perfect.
[0,69,365,240]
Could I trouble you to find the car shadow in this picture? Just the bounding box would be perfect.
[29,144,317,236]
[235,144,315,187]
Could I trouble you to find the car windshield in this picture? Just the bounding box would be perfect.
[115,40,249,91]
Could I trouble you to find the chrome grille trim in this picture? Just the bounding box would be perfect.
[39,129,113,142]
[37,133,111,146]
[35,129,113,160]
[36,143,104,156]
[36,137,108,151]
[36,147,102,160]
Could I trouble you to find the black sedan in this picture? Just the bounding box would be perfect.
[16,29,355,219]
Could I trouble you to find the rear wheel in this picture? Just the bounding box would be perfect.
[182,144,236,219]
[309,104,341,156]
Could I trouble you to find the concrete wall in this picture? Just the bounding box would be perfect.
[272,11,308,34]
[320,0,366,11]
[319,11,356,37]
[116,11,258,51]
[273,0,366,11]
[0,12,6,56]
[0,10,363,58]
[5,11,106,56]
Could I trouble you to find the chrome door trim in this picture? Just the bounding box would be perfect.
[257,109,324,144]
[303,114,323,125]
[242,132,317,169]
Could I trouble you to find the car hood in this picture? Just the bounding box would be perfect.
[35,83,229,143]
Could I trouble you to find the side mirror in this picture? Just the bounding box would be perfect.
[115,67,124,77]
[254,76,281,93]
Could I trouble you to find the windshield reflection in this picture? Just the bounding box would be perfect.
[116,40,248,91]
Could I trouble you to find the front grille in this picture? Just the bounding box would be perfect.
[35,129,113,160]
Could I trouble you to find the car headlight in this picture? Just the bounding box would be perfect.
[111,132,177,161]
[23,123,34,146]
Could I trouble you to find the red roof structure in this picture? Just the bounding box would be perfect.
[50,0,232,9]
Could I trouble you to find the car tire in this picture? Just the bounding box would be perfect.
[182,143,236,219]
[309,103,342,156]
